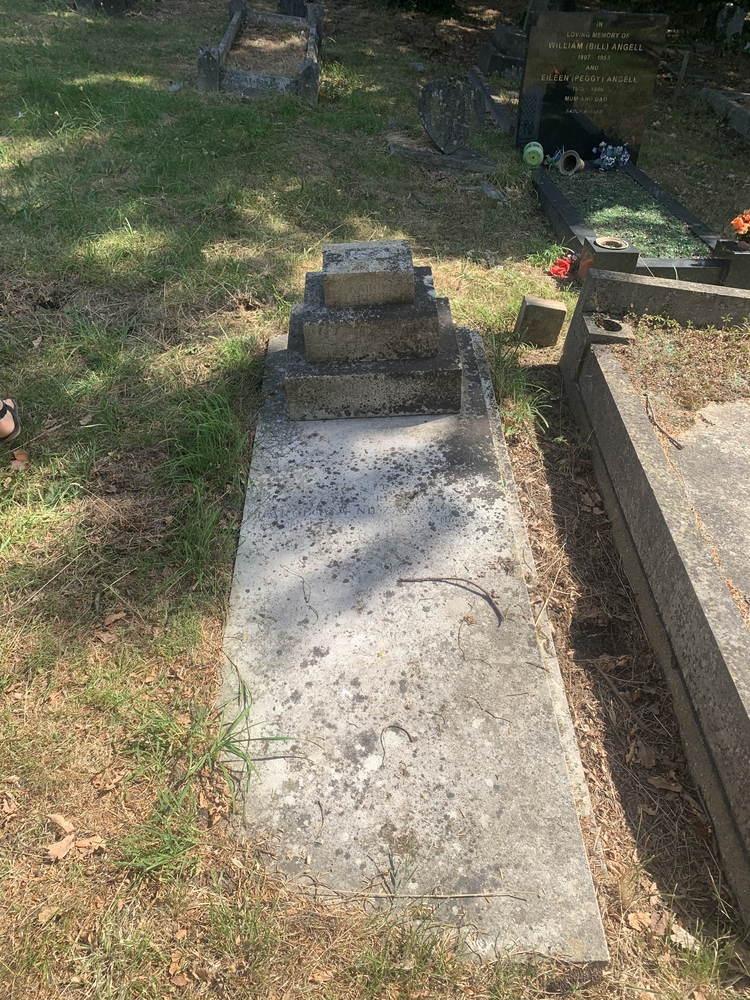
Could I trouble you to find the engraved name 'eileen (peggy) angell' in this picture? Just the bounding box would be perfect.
[516,11,669,163]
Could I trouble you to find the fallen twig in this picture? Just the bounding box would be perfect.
[397,576,503,625]
[645,395,683,450]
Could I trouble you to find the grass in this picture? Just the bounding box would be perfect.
[556,169,709,258]
[612,314,750,431]
[1,0,750,995]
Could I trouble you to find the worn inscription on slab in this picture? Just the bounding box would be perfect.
[516,11,668,163]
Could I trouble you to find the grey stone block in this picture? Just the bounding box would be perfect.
[322,240,415,308]
[493,24,527,59]
[284,302,462,419]
[278,0,306,14]
[302,266,440,363]
[701,88,750,143]
[573,268,750,330]
[477,43,525,79]
[578,237,639,281]
[513,295,567,347]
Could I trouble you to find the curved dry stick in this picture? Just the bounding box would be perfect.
[397,576,503,625]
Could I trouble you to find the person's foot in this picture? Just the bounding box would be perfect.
[0,399,20,443]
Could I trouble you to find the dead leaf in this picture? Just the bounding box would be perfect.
[169,950,183,976]
[10,449,30,472]
[634,739,656,769]
[580,493,593,507]
[171,972,190,988]
[671,922,700,952]
[37,906,58,925]
[174,928,187,941]
[47,832,76,861]
[310,970,334,983]
[194,967,211,982]
[93,630,117,644]
[627,911,651,932]
[47,813,75,834]
[692,989,707,1000]
[79,413,93,426]
[75,835,106,855]
[176,713,191,726]
[32,336,43,349]
[1,792,18,816]
[103,612,126,627]
[92,770,125,794]
[649,775,682,793]
[650,910,668,937]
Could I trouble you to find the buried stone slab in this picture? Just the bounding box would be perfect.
[222,326,609,963]
[418,79,486,154]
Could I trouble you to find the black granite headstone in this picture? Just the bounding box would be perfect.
[516,11,668,164]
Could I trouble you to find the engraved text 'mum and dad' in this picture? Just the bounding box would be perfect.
[516,10,669,163]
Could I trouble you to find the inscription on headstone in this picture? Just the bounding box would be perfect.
[516,11,668,164]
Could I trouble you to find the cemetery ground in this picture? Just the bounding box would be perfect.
[1,0,750,995]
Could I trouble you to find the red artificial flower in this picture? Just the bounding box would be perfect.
[550,257,571,277]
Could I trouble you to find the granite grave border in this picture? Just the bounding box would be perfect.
[531,164,750,287]
[197,0,323,103]
[560,268,750,927]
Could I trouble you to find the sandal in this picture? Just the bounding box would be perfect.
[0,398,20,444]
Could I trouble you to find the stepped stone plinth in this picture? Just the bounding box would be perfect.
[282,240,462,419]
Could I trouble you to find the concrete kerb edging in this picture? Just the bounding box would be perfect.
[561,269,750,926]
[197,1,323,102]
[701,88,750,142]
[470,328,605,874]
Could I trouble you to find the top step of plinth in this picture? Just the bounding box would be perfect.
[322,239,415,308]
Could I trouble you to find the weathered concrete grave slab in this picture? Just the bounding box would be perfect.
[675,400,750,599]
[223,326,608,962]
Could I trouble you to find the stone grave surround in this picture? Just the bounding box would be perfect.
[516,10,669,164]
[221,240,609,962]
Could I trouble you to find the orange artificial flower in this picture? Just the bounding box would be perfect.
[731,209,750,237]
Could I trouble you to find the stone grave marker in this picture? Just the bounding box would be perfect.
[516,10,668,163]
[221,240,609,962]
[418,79,486,154]
[716,3,746,38]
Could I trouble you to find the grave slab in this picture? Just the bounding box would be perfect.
[302,267,440,362]
[323,240,415,308]
[675,400,750,600]
[222,327,608,963]
[389,142,497,173]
